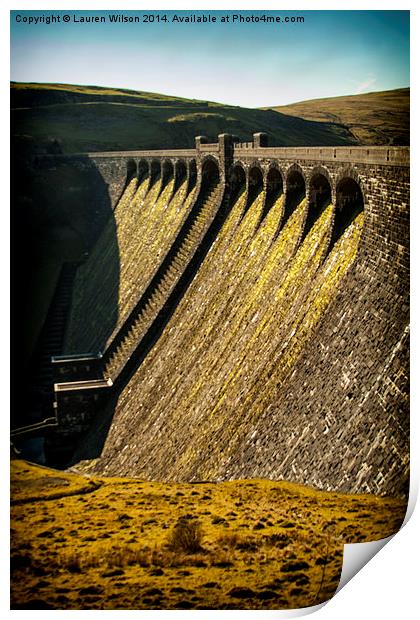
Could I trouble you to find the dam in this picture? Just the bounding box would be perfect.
[15,133,409,497]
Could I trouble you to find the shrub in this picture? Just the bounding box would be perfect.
[167,516,203,554]
[61,552,85,573]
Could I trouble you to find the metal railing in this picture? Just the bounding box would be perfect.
[11,417,58,438]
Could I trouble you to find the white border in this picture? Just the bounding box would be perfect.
[3,2,417,619]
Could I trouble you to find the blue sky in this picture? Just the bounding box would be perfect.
[10,10,409,107]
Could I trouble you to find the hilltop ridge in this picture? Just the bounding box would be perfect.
[11,81,357,154]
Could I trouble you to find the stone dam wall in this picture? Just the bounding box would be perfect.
[45,134,409,496]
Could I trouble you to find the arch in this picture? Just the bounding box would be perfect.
[262,165,284,221]
[229,163,247,203]
[174,159,188,193]
[267,163,285,194]
[231,161,247,181]
[150,159,161,183]
[335,165,366,203]
[284,164,306,221]
[232,159,247,171]
[248,164,264,187]
[125,159,137,185]
[161,159,174,186]
[201,157,220,186]
[332,175,364,243]
[244,164,264,215]
[301,169,333,242]
[138,159,148,183]
[309,166,333,206]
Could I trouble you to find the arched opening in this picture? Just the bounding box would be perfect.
[133,159,151,205]
[174,161,187,193]
[310,172,332,209]
[332,177,364,243]
[161,160,174,188]
[187,160,197,194]
[261,167,283,222]
[284,169,306,221]
[302,173,332,239]
[150,160,161,185]
[125,159,137,186]
[201,158,220,189]
[230,164,246,205]
[138,159,148,183]
[244,166,263,216]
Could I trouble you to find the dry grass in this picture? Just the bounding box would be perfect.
[167,516,204,553]
[11,459,407,610]
[267,88,409,145]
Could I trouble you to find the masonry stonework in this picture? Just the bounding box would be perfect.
[43,135,408,496]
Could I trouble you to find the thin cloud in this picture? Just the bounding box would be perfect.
[354,75,378,94]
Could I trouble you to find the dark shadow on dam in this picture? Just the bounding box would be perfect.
[242,166,264,220]
[301,172,332,243]
[69,161,242,465]
[230,164,246,206]
[261,167,283,224]
[67,164,152,356]
[331,177,364,245]
[11,141,119,460]
[281,169,306,230]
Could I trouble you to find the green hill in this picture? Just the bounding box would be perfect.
[265,88,409,146]
[11,82,357,154]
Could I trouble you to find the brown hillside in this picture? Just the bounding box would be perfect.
[265,88,409,145]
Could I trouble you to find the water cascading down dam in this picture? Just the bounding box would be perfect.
[18,133,409,498]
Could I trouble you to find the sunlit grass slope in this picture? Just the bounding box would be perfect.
[265,88,409,146]
[11,460,405,610]
[11,82,357,152]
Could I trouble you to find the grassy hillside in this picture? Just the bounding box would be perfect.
[11,82,357,153]
[11,81,209,107]
[266,88,409,146]
[11,460,405,610]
